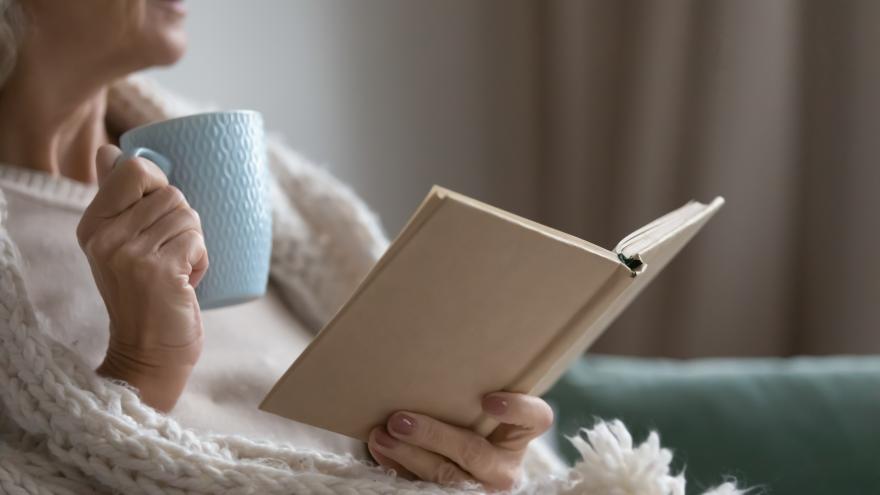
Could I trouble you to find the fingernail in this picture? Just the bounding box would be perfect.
[482,395,509,416]
[373,429,398,449]
[389,413,416,435]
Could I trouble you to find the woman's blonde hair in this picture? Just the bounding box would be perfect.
[0,0,24,88]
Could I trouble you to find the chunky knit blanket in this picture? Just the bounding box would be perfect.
[0,76,742,495]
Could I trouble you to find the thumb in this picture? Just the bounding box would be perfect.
[96,144,122,186]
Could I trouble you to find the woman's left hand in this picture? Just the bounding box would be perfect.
[368,392,554,492]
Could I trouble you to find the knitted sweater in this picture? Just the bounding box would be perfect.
[0,162,367,459]
[0,75,742,495]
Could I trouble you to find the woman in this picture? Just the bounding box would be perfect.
[0,0,558,491]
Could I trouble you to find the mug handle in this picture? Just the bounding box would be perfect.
[114,147,173,176]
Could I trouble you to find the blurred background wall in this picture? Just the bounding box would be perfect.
[151,0,879,358]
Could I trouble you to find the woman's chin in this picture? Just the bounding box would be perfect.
[142,2,188,66]
[148,0,188,17]
[147,31,188,67]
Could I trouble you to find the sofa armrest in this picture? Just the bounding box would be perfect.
[542,355,880,494]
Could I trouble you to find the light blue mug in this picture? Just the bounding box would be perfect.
[117,110,272,309]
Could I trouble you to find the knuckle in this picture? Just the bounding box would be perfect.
[535,402,555,432]
[458,435,488,468]
[87,231,114,258]
[129,157,167,188]
[125,157,150,177]
[198,243,210,267]
[184,207,200,225]
[82,237,99,258]
[173,209,201,233]
[432,461,461,485]
[110,241,150,269]
[108,242,136,269]
[419,419,443,447]
[165,185,186,205]
[165,207,187,224]
[182,228,204,247]
[107,249,127,272]
[195,231,208,249]
[133,162,153,191]
[75,221,89,248]
[129,252,159,280]
[139,156,164,176]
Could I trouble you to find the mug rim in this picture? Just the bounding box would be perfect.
[121,109,262,138]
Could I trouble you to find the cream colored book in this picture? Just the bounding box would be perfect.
[260,186,724,441]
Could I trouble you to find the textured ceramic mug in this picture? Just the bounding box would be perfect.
[117,110,272,309]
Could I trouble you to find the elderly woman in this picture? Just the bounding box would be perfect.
[0,0,562,492]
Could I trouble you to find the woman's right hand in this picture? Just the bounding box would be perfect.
[76,144,209,412]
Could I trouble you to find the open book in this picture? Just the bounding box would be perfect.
[260,186,724,441]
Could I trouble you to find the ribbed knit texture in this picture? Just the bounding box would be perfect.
[0,163,96,210]
[0,164,109,375]
[0,162,373,458]
[0,75,743,494]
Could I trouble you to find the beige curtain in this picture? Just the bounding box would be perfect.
[530,0,880,357]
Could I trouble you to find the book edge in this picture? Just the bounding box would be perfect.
[259,187,450,414]
[440,188,621,265]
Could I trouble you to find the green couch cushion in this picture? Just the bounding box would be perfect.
[542,356,880,495]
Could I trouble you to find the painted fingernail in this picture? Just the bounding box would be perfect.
[482,395,509,416]
[373,429,398,449]
[389,413,416,435]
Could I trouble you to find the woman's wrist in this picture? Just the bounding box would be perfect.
[96,344,194,412]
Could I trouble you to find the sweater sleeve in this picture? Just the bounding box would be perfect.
[264,137,390,333]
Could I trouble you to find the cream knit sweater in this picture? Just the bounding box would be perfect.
[0,75,741,495]
[0,162,368,459]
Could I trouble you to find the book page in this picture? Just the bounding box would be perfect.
[615,198,725,261]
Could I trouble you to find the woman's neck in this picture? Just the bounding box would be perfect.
[0,49,113,184]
